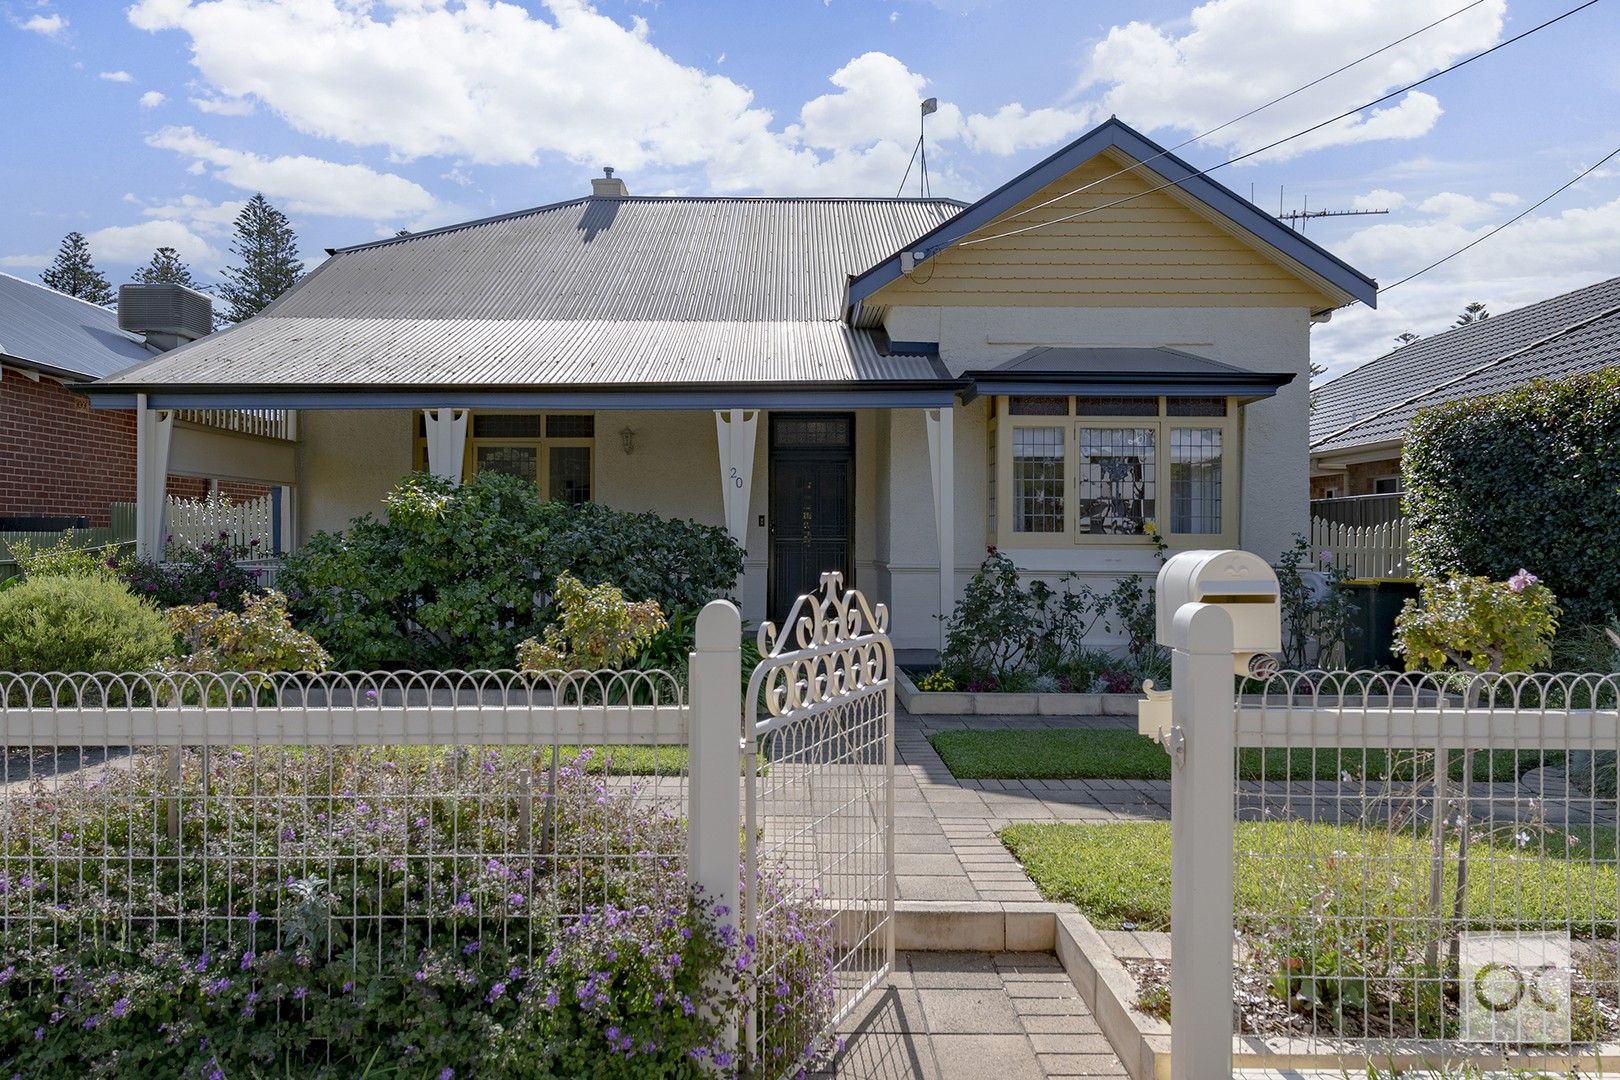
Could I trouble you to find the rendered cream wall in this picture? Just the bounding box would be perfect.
[874,304,1314,651]
[296,409,412,542]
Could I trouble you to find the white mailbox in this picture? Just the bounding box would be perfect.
[1154,549,1281,660]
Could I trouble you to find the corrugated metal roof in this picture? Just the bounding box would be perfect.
[294,197,961,321]
[0,272,153,379]
[97,197,963,392]
[1311,276,1620,452]
[100,318,941,388]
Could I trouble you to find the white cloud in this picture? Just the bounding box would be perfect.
[1078,0,1504,163]
[85,220,219,266]
[99,70,134,83]
[1351,187,1406,211]
[0,253,51,270]
[145,126,438,220]
[189,92,254,116]
[1415,190,1501,223]
[138,193,248,234]
[16,12,66,36]
[139,90,167,108]
[126,0,1085,196]
[1313,190,1620,377]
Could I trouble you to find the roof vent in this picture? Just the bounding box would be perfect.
[117,283,213,352]
[591,166,628,199]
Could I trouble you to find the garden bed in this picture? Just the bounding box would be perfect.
[896,667,1142,716]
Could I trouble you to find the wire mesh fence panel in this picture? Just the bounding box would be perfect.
[0,668,689,980]
[1232,668,1620,1062]
[745,573,895,1079]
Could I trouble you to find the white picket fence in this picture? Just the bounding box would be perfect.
[1309,514,1411,579]
[166,492,275,553]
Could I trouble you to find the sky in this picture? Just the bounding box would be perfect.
[1,0,1617,379]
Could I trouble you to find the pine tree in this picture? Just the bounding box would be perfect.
[1453,301,1490,327]
[39,231,114,305]
[134,246,198,288]
[217,194,304,323]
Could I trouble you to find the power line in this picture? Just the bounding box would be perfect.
[978,0,1487,233]
[955,0,1602,251]
[1372,142,1620,297]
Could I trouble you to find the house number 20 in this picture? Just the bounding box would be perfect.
[729,467,743,489]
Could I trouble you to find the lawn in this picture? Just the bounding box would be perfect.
[929,728,1553,784]
[1000,820,1619,933]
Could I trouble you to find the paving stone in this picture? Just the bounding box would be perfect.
[915,986,1024,1034]
[1038,1052,1130,1076]
[929,1035,1046,1080]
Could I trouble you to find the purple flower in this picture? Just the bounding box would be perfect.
[239,951,255,971]
[1508,568,1540,593]
[293,986,308,1000]
[485,982,506,1003]
[246,910,261,925]
[110,997,130,1019]
[439,1070,455,1080]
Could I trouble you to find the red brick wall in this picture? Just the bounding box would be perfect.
[0,367,269,526]
[1,366,137,527]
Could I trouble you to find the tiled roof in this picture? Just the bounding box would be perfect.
[1310,276,1620,453]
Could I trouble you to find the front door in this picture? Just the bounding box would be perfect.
[768,413,854,624]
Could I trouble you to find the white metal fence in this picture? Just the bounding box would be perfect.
[1147,553,1620,1077]
[1310,514,1412,580]
[0,585,895,1075]
[745,572,896,1077]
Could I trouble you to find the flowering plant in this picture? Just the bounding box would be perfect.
[517,573,666,672]
[1395,571,1560,673]
[0,746,831,1077]
[118,533,263,611]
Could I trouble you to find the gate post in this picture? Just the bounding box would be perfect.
[1169,601,1236,1080]
[688,598,743,1063]
[689,598,743,922]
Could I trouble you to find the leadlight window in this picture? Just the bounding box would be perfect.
[1077,428,1155,535]
[1170,428,1222,534]
[415,412,594,503]
[1012,427,1065,533]
[994,395,1238,546]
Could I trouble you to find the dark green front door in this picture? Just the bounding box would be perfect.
[768,413,854,625]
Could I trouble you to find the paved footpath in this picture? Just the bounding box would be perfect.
[822,951,1126,1079]
[893,712,1168,905]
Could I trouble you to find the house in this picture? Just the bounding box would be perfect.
[80,118,1376,653]
[1311,275,1620,501]
[0,273,293,548]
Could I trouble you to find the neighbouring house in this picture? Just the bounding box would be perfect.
[0,273,293,554]
[1311,275,1620,502]
[80,118,1375,654]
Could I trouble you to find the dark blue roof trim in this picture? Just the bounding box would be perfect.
[846,117,1378,313]
[84,384,962,412]
[967,378,1288,401]
[885,339,939,356]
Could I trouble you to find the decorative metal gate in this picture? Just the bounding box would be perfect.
[744,572,896,1076]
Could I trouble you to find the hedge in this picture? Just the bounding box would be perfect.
[278,472,745,670]
[1403,368,1620,626]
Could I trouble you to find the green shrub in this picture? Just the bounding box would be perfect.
[278,473,744,669]
[118,535,263,610]
[1403,368,1620,626]
[168,589,332,673]
[517,573,666,671]
[0,575,172,672]
[1394,571,1560,672]
[6,530,123,582]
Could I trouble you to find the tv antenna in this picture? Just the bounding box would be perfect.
[1275,190,1389,232]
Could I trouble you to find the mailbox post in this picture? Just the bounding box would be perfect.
[1141,550,1281,1080]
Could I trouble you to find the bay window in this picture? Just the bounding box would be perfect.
[991,395,1237,547]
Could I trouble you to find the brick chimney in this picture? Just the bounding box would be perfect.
[591,166,628,198]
